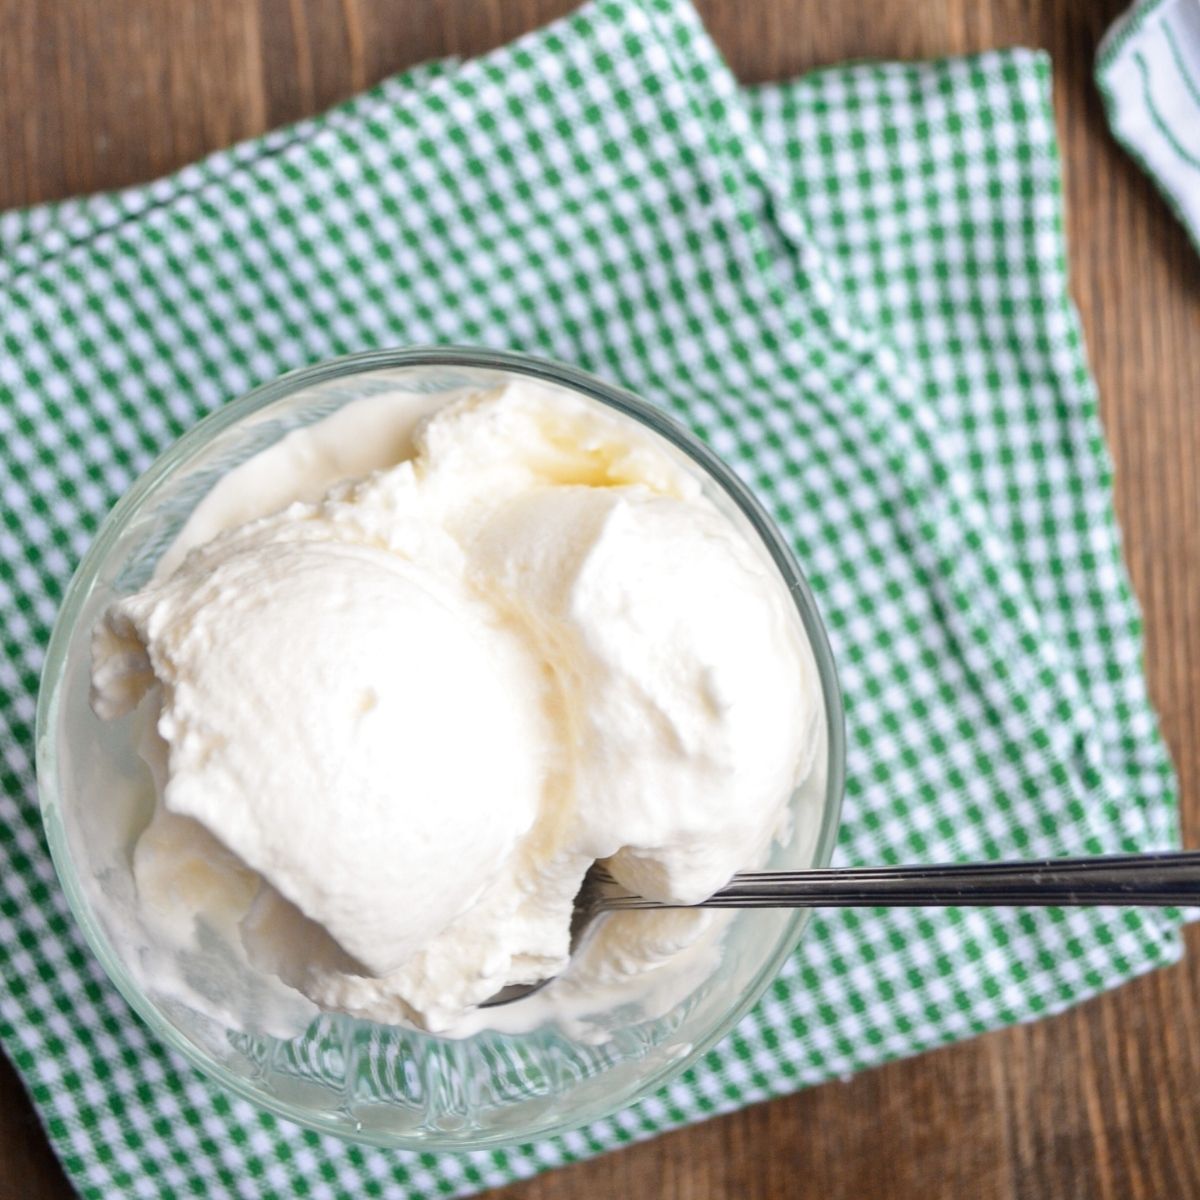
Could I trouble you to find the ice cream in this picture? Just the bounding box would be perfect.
[91,378,822,1035]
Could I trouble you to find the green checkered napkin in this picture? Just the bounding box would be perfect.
[0,1,1181,1195]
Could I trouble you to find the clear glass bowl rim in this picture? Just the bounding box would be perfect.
[36,345,847,1148]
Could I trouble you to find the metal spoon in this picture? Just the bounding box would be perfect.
[480,850,1200,1008]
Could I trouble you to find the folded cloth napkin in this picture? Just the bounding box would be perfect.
[1098,0,1200,252]
[0,1,1182,1195]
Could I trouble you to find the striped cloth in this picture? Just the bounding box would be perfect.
[0,2,1182,1196]
[1098,0,1200,252]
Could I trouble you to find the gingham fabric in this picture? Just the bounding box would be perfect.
[0,1,1182,1196]
[1097,0,1200,255]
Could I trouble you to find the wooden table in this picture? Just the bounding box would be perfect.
[1,2,1197,1196]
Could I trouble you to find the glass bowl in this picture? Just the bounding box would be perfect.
[36,347,845,1148]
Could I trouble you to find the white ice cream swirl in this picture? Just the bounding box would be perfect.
[92,381,820,1034]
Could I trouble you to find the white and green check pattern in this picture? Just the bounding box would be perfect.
[0,2,1182,1196]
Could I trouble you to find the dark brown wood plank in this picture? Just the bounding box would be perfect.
[1,2,1197,1198]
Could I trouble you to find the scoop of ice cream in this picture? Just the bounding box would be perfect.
[93,502,547,981]
[92,380,820,1034]
[470,484,816,904]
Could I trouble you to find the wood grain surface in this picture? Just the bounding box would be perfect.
[1,2,1197,1197]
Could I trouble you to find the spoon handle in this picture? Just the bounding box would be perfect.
[600,851,1200,909]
